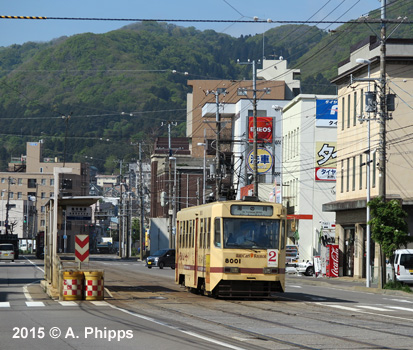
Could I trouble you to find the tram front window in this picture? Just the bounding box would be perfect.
[223,219,280,249]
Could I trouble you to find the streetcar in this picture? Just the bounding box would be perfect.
[175,197,287,298]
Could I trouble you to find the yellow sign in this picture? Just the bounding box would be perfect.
[247,148,274,174]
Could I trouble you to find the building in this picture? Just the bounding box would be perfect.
[325,36,413,278]
[281,94,338,262]
[0,141,89,248]
[188,59,301,199]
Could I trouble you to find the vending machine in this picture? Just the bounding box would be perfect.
[326,244,339,277]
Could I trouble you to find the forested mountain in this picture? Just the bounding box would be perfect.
[0,0,411,173]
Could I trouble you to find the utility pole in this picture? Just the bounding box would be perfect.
[378,0,387,201]
[378,0,387,289]
[162,121,177,248]
[205,88,227,200]
[237,59,269,199]
[139,143,145,261]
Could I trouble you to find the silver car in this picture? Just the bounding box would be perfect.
[0,243,15,262]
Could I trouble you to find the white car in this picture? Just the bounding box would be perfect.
[296,260,314,276]
[394,249,413,284]
[0,243,15,262]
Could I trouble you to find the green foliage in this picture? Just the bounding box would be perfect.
[383,280,412,293]
[0,2,412,172]
[368,197,409,259]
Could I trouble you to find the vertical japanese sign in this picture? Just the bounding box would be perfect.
[315,141,337,181]
[316,99,338,128]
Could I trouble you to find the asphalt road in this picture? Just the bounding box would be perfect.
[2,254,413,350]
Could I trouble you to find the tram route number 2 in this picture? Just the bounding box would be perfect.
[267,249,279,267]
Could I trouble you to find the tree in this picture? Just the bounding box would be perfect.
[368,196,409,286]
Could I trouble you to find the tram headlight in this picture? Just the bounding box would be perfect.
[224,267,240,273]
[263,267,278,274]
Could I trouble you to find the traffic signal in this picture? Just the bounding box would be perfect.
[23,215,27,224]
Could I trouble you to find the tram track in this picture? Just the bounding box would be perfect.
[95,260,413,349]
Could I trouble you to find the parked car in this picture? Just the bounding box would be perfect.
[394,249,413,284]
[146,249,175,269]
[296,260,314,276]
[0,243,15,262]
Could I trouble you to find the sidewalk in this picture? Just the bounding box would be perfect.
[286,273,413,298]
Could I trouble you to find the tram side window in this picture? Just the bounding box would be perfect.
[184,221,188,248]
[192,219,195,248]
[281,221,286,249]
[214,218,221,248]
[207,217,211,249]
[200,218,204,249]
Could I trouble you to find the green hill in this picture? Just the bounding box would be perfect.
[0,0,411,173]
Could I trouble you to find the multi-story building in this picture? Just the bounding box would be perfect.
[324,36,413,278]
[0,141,89,249]
[282,94,338,262]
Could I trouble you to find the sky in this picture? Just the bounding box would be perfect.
[0,0,382,47]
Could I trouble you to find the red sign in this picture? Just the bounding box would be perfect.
[75,235,90,262]
[248,117,273,143]
[326,244,339,277]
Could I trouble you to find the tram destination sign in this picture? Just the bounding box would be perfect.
[231,205,273,216]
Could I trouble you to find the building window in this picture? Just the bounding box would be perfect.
[9,192,13,199]
[359,155,363,190]
[40,167,43,173]
[347,95,351,128]
[40,220,45,227]
[346,158,350,192]
[360,89,364,116]
[28,179,37,188]
[353,91,357,126]
[41,192,46,199]
[18,178,23,185]
[341,160,344,193]
[353,157,356,191]
[17,192,22,199]
[341,97,345,131]
[1,178,5,183]
[50,192,54,198]
[41,179,46,186]
[50,179,54,186]
[41,206,46,213]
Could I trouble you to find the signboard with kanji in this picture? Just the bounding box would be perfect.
[247,147,274,174]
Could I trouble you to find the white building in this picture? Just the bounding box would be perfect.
[281,94,338,261]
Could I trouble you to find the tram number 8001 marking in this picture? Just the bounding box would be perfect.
[225,258,241,264]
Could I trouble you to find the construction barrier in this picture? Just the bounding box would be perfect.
[62,270,84,301]
[84,271,104,301]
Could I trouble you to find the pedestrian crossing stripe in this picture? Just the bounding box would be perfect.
[0,301,110,308]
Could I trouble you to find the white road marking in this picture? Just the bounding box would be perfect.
[387,306,413,312]
[58,301,78,306]
[26,302,45,307]
[109,304,248,350]
[357,305,393,312]
[0,302,10,307]
[90,301,110,306]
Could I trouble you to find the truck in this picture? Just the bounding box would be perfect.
[0,234,19,259]
[96,236,113,254]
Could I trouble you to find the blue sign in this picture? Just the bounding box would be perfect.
[316,99,337,128]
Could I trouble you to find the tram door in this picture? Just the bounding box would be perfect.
[343,227,355,277]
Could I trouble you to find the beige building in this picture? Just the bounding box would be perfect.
[0,141,89,246]
[324,36,413,278]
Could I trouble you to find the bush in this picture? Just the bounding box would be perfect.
[384,280,412,293]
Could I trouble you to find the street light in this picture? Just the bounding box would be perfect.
[197,142,207,204]
[356,58,372,288]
